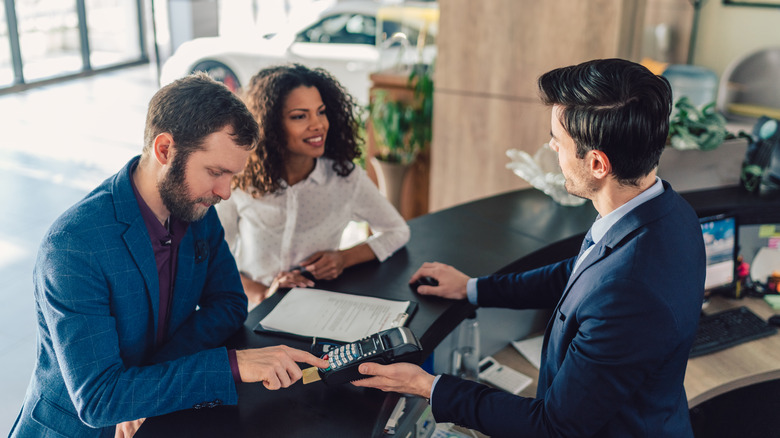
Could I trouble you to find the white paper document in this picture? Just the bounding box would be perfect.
[511,334,545,370]
[257,288,412,342]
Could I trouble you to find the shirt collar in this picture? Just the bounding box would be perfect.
[130,162,189,248]
[282,158,327,189]
[590,177,664,244]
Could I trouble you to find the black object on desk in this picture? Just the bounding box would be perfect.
[690,306,777,357]
[409,276,438,293]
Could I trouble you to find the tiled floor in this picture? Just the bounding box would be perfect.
[0,65,160,433]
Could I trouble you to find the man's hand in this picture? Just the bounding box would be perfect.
[351,362,435,399]
[115,418,145,438]
[236,346,328,390]
[409,262,470,300]
[300,250,346,281]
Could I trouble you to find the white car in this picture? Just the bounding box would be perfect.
[159,1,438,105]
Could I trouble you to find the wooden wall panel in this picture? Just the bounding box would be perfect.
[435,0,642,99]
[430,93,551,210]
[430,0,646,211]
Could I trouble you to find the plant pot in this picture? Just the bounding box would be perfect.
[370,156,411,211]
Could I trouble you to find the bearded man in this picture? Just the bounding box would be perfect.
[10,73,326,438]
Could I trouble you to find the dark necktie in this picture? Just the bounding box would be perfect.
[577,230,594,260]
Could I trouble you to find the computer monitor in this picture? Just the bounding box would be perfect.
[700,214,737,294]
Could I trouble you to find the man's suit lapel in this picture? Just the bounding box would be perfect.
[539,182,679,391]
[113,158,161,337]
[557,183,677,306]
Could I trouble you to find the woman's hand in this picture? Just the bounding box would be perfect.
[299,250,347,281]
[240,274,270,306]
[270,270,316,293]
[115,419,145,438]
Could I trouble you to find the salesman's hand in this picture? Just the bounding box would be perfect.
[237,346,328,390]
[409,262,470,300]
[115,418,145,438]
[351,362,435,399]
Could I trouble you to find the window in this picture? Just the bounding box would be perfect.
[86,0,142,68]
[15,0,82,82]
[0,5,13,86]
[0,0,146,91]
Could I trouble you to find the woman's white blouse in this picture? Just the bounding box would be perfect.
[216,158,410,286]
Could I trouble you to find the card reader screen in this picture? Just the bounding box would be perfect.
[358,338,374,353]
[382,329,404,348]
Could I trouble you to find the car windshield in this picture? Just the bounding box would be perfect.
[294,12,436,48]
[295,13,377,45]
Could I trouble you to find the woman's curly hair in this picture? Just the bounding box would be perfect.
[234,64,362,196]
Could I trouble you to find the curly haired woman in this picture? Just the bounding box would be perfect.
[216,64,410,307]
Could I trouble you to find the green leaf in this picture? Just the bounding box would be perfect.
[668,96,733,151]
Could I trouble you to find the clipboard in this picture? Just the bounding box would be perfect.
[253,287,418,343]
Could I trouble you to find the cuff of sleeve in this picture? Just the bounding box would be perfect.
[228,349,242,384]
[466,278,479,305]
[429,374,442,405]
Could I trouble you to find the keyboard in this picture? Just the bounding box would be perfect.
[690,306,777,358]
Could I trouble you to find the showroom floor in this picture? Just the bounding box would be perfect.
[0,64,160,432]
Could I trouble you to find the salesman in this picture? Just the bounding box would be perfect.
[10,73,327,438]
[354,58,706,437]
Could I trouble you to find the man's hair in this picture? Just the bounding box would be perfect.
[143,72,259,159]
[538,58,672,186]
[235,63,361,196]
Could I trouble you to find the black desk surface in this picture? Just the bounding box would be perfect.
[137,184,779,437]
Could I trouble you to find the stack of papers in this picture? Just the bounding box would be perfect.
[257,288,412,342]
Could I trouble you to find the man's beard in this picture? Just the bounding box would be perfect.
[158,152,221,222]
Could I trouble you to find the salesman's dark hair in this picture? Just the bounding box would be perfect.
[143,72,259,160]
[538,58,672,186]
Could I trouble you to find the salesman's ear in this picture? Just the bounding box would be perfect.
[153,133,175,166]
[589,150,611,180]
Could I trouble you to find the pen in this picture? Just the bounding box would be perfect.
[383,397,406,435]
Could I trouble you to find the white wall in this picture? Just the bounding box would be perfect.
[694,1,780,76]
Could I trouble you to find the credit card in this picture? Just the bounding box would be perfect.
[302,367,322,384]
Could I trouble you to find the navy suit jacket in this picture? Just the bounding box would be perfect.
[10,157,248,437]
[432,182,705,438]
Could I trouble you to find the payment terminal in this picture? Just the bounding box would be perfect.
[319,327,423,385]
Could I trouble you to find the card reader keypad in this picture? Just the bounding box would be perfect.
[326,341,376,370]
[316,327,422,385]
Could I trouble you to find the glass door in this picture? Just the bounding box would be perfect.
[15,0,83,82]
[86,0,142,69]
[0,0,146,91]
[0,3,13,86]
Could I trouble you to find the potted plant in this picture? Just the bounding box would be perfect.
[658,96,751,191]
[668,96,733,151]
[368,66,433,208]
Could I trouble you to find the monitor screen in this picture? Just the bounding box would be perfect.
[700,215,737,292]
